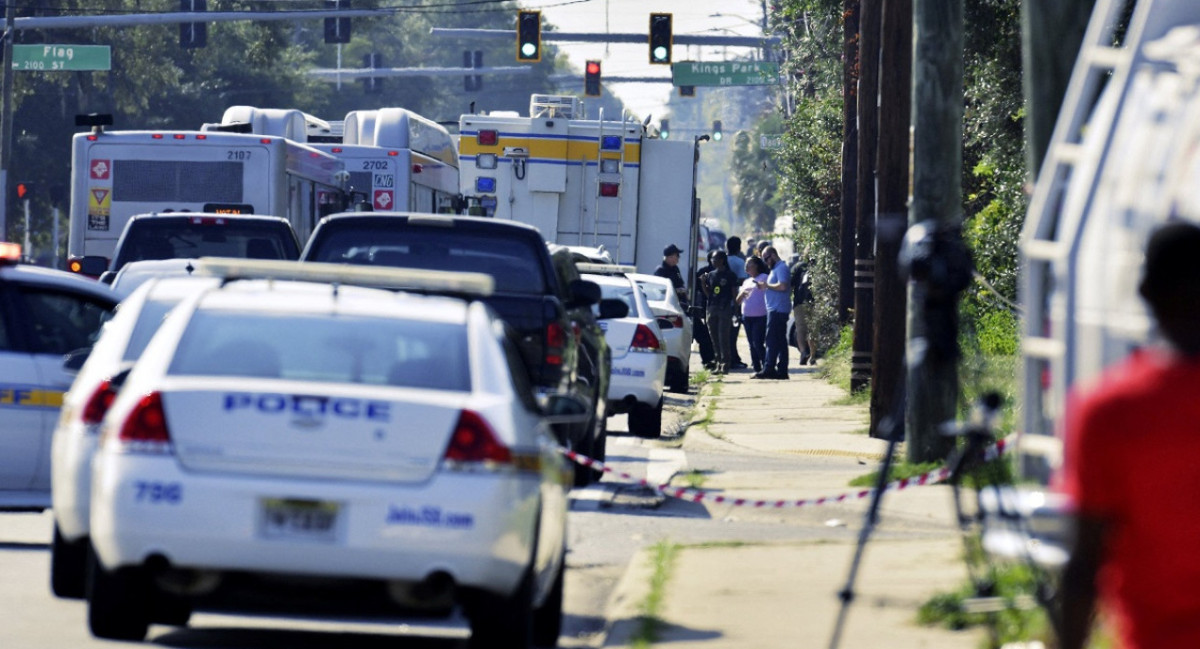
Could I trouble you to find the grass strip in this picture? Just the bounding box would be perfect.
[631,540,680,648]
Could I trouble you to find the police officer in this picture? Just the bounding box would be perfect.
[654,243,689,308]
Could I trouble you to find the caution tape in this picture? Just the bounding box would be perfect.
[560,437,1011,509]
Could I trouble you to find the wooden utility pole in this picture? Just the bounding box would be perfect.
[838,1,860,325]
[1022,1,1097,176]
[906,0,963,463]
[870,0,912,440]
[851,0,880,393]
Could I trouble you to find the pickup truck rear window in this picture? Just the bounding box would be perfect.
[308,227,549,295]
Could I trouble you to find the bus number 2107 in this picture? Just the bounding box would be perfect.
[227,150,253,161]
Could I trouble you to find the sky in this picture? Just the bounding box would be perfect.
[526,0,768,121]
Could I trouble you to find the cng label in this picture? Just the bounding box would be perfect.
[373,189,394,211]
[90,159,110,180]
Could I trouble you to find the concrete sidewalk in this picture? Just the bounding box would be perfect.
[602,355,985,648]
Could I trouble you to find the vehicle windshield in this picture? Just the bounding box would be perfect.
[595,282,640,316]
[168,311,470,391]
[113,219,298,270]
[122,299,177,362]
[308,224,548,295]
[635,280,670,303]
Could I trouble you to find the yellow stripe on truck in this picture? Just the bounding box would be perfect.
[460,135,641,163]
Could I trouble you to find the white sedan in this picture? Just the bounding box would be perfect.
[50,274,218,599]
[582,270,668,438]
[629,272,693,393]
[86,260,579,648]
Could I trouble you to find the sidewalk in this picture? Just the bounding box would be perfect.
[602,351,985,648]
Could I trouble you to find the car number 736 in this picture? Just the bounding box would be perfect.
[133,481,182,504]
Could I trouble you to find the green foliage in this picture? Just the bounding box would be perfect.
[819,325,856,394]
[848,461,943,488]
[918,562,1050,645]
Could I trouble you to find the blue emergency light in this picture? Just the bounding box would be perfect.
[476,177,497,193]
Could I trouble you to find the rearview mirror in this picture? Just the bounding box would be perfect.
[539,392,591,426]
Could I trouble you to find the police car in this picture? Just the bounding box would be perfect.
[580,266,668,438]
[85,259,580,648]
[0,243,117,511]
[50,273,219,598]
[629,272,694,394]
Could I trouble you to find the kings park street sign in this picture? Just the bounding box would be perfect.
[11,45,112,71]
[671,61,779,87]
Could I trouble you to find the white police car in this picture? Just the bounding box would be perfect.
[629,272,693,394]
[85,260,580,648]
[0,243,117,511]
[580,266,668,438]
[50,273,219,598]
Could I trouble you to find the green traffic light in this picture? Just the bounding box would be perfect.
[660,130,669,139]
[713,131,722,141]
[652,46,668,62]
[521,42,538,58]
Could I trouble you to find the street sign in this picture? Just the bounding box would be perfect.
[671,61,779,87]
[12,45,111,71]
[760,134,785,150]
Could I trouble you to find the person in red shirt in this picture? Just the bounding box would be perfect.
[1060,221,1200,649]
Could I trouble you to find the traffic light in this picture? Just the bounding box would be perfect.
[649,13,672,64]
[712,120,723,141]
[324,0,351,44]
[179,0,207,49]
[15,181,33,201]
[516,10,541,62]
[584,60,601,97]
[361,53,382,94]
[659,119,670,140]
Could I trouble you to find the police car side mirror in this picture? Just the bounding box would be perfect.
[98,271,117,285]
[598,298,628,320]
[539,392,591,426]
[80,256,108,278]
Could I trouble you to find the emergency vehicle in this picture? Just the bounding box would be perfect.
[1018,0,1200,482]
[218,106,460,214]
[458,95,700,281]
[68,115,346,271]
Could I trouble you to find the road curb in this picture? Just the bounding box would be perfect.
[598,545,656,648]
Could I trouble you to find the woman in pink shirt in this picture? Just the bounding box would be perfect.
[736,256,769,374]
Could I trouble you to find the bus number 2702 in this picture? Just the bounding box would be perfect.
[227,150,253,161]
[360,161,390,170]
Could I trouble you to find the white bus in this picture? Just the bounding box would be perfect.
[219,106,460,214]
[68,116,347,270]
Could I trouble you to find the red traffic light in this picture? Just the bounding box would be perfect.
[584,60,602,97]
[15,182,32,200]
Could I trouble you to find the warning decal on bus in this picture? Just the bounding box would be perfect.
[373,189,394,211]
[90,159,111,180]
[88,188,111,230]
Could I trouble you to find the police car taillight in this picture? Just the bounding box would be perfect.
[118,392,172,447]
[667,315,685,329]
[0,242,21,265]
[545,321,566,366]
[82,379,117,426]
[630,324,661,352]
[443,410,511,466]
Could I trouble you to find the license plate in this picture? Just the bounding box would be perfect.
[260,498,339,542]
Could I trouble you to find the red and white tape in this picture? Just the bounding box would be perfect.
[560,437,1010,509]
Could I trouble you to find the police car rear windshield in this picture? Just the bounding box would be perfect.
[167,312,470,391]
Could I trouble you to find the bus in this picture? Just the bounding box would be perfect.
[218,106,460,214]
[68,116,347,270]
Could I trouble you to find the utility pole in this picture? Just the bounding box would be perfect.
[838,0,859,325]
[906,0,964,463]
[0,2,14,240]
[870,0,912,440]
[851,0,880,393]
[1022,1,1096,177]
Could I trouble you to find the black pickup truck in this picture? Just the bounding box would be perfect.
[301,212,620,486]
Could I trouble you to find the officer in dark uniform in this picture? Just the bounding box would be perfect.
[654,243,689,308]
